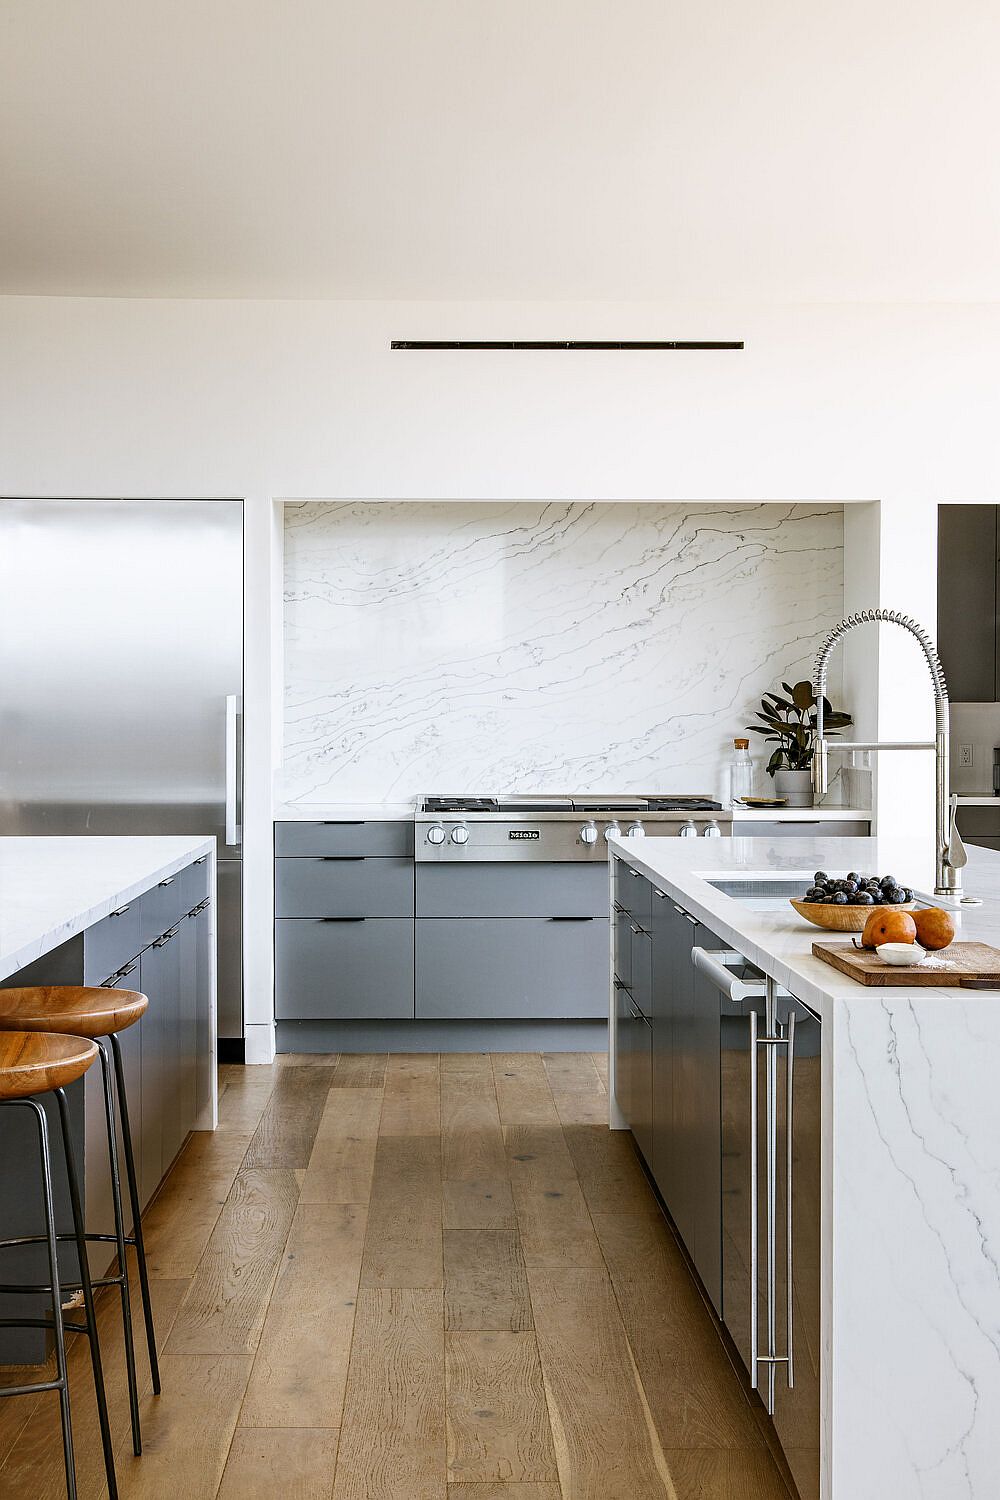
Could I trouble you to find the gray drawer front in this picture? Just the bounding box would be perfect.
[84,902,143,986]
[733,818,870,838]
[179,856,211,914]
[417,863,607,918]
[275,821,414,857]
[275,918,414,1019]
[415,916,608,1019]
[275,856,414,917]
[138,873,188,948]
[613,858,652,927]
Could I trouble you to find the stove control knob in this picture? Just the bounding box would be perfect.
[426,823,447,845]
[625,820,646,839]
[450,823,470,845]
[679,819,698,838]
[579,821,598,845]
[603,820,621,842]
[703,819,722,838]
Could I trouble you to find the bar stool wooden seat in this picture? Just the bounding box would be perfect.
[0,1031,119,1500]
[0,987,158,1459]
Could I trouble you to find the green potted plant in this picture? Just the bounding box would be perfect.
[747,681,852,806]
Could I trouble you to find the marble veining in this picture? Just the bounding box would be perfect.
[609,833,1000,1499]
[280,501,844,803]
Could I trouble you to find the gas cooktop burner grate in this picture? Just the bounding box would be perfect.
[419,794,724,814]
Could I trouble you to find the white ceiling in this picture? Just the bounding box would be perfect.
[2,0,998,299]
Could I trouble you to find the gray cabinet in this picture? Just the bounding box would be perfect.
[139,925,182,1200]
[275,821,417,1020]
[275,856,413,917]
[733,818,870,837]
[415,916,608,1019]
[937,503,998,702]
[417,862,605,917]
[615,980,652,1164]
[275,918,414,1020]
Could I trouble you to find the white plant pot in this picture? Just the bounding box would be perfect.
[773,768,814,808]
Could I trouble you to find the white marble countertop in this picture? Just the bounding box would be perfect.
[608,830,1000,1498]
[607,830,998,1017]
[0,835,215,981]
[273,801,415,821]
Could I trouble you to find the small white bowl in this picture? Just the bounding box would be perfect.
[877,942,927,967]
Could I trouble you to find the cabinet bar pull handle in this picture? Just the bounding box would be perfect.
[109,905,131,917]
[322,821,364,825]
[785,1009,796,1391]
[158,876,175,887]
[549,915,595,921]
[750,1007,759,1391]
[320,856,365,862]
[320,916,366,923]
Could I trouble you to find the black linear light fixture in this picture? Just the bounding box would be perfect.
[390,339,744,351]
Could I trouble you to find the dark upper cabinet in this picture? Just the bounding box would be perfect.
[937,504,998,702]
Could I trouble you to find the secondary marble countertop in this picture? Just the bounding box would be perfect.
[608,830,1000,1499]
[0,835,215,981]
[606,830,999,1017]
[274,801,415,821]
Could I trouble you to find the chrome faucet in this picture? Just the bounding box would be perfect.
[812,609,967,900]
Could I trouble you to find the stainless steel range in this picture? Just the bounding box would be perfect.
[415,794,731,861]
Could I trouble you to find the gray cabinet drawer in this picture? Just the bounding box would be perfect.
[612,858,652,926]
[417,863,607,918]
[139,872,188,948]
[275,821,413,857]
[179,855,211,914]
[732,818,870,838]
[84,901,142,985]
[415,916,608,1019]
[275,918,414,1019]
[275,856,414,917]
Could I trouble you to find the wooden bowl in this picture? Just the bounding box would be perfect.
[789,898,917,932]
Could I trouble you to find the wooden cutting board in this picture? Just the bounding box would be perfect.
[812,940,1000,986]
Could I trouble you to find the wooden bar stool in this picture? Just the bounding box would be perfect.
[0,1031,118,1500]
[0,987,158,1458]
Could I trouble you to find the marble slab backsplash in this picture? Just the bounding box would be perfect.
[280,501,844,804]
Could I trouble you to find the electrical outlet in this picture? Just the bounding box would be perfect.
[959,744,974,768]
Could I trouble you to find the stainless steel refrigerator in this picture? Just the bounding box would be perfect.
[0,498,245,1047]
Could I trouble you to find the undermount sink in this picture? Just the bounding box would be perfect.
[705,877,806,909]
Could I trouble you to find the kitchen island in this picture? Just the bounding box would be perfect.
[0,835,217,1362]
[608,831,1000,1500]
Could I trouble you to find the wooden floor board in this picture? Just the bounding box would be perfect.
[512,1180,604,1269]
[166,1169,299,1356]
[442,1178,517,1232]
[243,1064,336,1170]
[331,1287,446,1500]
[541,1052,605,1094]
[445,1331,558,1483]
[442,1071,507,1181]
[142,1130,254,1277]
[332,1053,387,1088]
[299,1087,382,1205]
[240,1203,367,1428]
[528,1265,675,1498]
[444,1230,532,1332]
[217,1427,340,1499]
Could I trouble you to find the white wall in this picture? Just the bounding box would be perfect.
[1,293,978,1056]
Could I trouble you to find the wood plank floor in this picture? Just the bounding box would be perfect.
[0,1053,794,1500]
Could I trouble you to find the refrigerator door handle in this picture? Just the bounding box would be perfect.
[226,693,242,848]
[785,1009,796,1391]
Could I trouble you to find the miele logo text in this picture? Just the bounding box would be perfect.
[509,829,541,840]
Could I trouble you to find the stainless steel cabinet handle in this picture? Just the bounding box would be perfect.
[320,856,365,862]
[109,904,131,917]
[226,692,241,847]
[152,932,173,948]
[785,1009,796,1391]
[691,947,767,1004]
[750,1007,759,1392]
[118,960,138,980]
[158,876,175,887]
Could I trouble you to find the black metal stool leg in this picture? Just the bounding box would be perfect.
[109,1030,160,1396]
[98,1039,142,1455]
[23,1097,78,1499]
[55,1087,119,1500]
